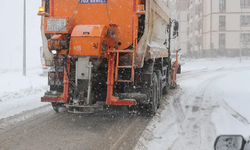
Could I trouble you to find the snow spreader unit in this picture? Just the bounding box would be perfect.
[38,0,180,114]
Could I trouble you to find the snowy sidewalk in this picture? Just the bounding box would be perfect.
[135,58,250,150]
[0,69,48,119]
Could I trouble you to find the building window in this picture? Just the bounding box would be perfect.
[219,16,226,29]
[198,20,201,31]
[241,0,250,8]
[196,5,200,15]
[241,15,250,26]
[198,4,202,16]
[219,34,226,47]
[240,34,250,44]
[219,0,226,11]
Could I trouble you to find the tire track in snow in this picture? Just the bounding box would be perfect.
[109,117,146,150]
[173,93,185,123]
[170,74,228,150]
[135,89,183,150]
[214,69,250,126]
[171,67,250,150]
[135,64,250,150]
[218,98,250,125]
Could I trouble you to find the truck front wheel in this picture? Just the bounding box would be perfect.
[148,73,158,115]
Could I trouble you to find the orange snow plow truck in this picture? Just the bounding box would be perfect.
[38,0,180,114]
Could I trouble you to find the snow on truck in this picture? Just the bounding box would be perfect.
[38,0,180,114]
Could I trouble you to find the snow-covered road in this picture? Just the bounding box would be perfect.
[0,58,250,150]
[136,58,250,150]
[0,105,150,150]
[0,69,151,150]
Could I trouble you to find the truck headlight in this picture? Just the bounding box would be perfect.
[51,50,57,54]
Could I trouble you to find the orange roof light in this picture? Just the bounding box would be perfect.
[39,6,45,12]
[38,6,51,17]
[136,5,146,15]
[138,5,145,11]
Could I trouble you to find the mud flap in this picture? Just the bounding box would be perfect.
[65,101,105,113]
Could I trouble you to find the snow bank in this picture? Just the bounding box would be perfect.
[0,69,48,119]
[135,90,183,150]
[182,57,250,73]
[0,0,47,119]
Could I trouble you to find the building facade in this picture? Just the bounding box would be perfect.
[187,0,250,57]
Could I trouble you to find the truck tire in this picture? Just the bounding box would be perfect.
[155,70,162,108]
[163,70,171,95]
[149,73,158,115]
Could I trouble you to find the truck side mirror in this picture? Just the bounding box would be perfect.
[245,141,250,150]
[214,135,245,150]
[173,21,179,37]
[177,65,181,74]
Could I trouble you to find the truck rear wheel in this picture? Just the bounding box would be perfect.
[155,70,162,108]
[148,73,158,115]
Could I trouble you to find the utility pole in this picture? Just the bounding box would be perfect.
[240,8,242,63]
[23,0,26,76]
